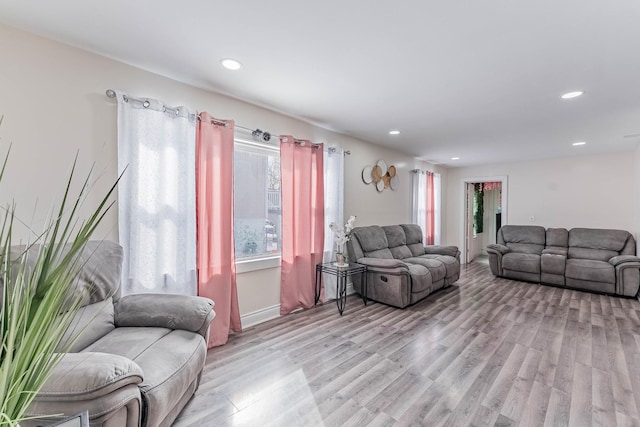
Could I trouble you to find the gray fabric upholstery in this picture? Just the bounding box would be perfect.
[499,225,546,255]
[488,225,640,297]
[545,228,569,248]
[24,241,215,427]
[85,328,207,427]
[115,294,215,339]
[503,253,541,275]
[347,224,460,307]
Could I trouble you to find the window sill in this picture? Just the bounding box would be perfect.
[236,255,281,274]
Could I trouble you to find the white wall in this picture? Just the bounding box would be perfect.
[0,24,437,320]
[446,152,637,254]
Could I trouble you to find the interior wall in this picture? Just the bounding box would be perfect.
[446,151,636,253]
[0,24,440,318]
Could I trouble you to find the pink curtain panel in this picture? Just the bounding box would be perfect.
[426,171,435,245]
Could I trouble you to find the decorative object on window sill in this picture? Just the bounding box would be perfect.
[361,160,398,191]
[330,215,356,266]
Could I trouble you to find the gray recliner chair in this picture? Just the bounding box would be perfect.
[21,241,215,427]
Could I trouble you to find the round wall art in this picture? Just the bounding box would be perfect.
[361,160,398,192]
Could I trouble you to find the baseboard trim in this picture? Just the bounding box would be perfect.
[241,285,357,328]
[241,304,281,328]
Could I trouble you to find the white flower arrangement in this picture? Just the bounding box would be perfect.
[329,215,356,253]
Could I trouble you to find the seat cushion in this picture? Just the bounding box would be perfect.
[418,254,459,279]
[565,259,615,284]
[404,257,446,283]
[502,253,541,274]
[83,327,206,427]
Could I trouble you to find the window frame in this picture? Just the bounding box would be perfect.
[233,137,282,273]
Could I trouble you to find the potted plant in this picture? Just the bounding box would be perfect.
[0,141,118,426]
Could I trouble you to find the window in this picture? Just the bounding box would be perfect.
[233,139,281,261]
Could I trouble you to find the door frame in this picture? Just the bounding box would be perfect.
[459,175,508,264]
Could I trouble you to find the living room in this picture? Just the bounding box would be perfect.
[1,2,640,426]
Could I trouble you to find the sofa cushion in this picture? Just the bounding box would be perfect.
[546,228,568,248]
[352,226,388,252]
[83,327,206,427]
[418,255,460,279]
[59,298,115,352]
[500,225,546,255]
[568,247,619,263]
[569,228,632,252]
[404,257,446,283]
[401,224,427,256]
[382,225,407,247]
[565,259,615,284]
[502,253,541,274]
[568,228,635,262]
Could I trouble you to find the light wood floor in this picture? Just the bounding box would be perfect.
[174,259,640,427]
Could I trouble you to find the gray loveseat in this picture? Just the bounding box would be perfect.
[487,225,640,296]
[22,241,215,427]
[346,224,460,308]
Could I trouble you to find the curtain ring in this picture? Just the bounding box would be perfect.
[143,100,150,108]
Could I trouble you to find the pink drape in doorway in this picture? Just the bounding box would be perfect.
[279,136,324,315]
[196,112,242,347]
[426,171,435,245]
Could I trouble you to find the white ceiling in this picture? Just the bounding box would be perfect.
[1,0,639,167]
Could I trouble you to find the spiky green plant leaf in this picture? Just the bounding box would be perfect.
[0,141,119,426]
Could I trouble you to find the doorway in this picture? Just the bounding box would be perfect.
[459,176,508,264]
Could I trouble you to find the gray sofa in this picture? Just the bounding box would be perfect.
[487,225,640,296]
[22,241,215,427]
[346,224,460,308]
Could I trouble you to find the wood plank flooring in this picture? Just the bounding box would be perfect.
[174,258,640,426]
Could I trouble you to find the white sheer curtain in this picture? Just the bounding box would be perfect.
[322,145,344,301]
[116,91,197,295]
[412,170,427,243]
[434,172,442,245]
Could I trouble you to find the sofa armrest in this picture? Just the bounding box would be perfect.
[25,353,143,426]
[37,352,143,401]
[486,244,510,277]
[486,244,510,255]
[357,257,408,270]
[610,255,640,266]
[115,294,215,338]
[423,245,459,258]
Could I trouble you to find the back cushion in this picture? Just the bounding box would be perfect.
[546,228,568,248]
[352,226,393,259]
[568,228,634,261]
[401,224,427,256]
[499,225,546,255]
[57,297,115,352]
[382,225,412,259]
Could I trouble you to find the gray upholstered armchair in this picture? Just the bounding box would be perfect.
[22,241,215,427]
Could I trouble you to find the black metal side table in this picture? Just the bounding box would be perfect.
[315,262,368,315]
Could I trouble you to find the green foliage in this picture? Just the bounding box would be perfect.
[474,184,484,235]
[0,144,118,426]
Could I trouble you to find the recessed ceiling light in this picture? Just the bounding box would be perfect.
[220,58,242,70]
[572,141,586,146]
[561,91,584,99]
[451,157,460,160]
[389,130,400,135]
